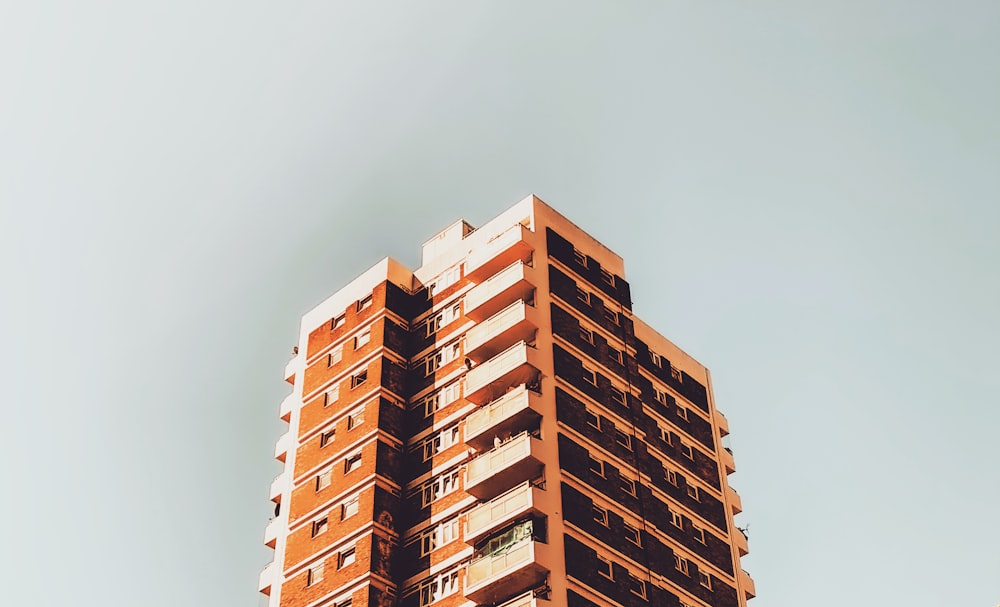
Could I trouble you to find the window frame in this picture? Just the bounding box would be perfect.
[592,505,609,527]
[311,516,329,537]
[357,294,373,312]
[619,474,637,497]
[623,523,642,546]
[344,452,362,474]
[354,329,371,350]
[596,555,614,580]
[351,370,368,389]
[341,495,359,520]
[338,546,356,569]
[319,428,335,448]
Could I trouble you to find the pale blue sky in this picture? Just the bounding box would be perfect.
[1,2,998,606]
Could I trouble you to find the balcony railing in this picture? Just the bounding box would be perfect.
[716,410,730,437]
[464,385,543,451]
[464,341,541,405]
[495,592,539,607]
[269,470,287,504]
[464,538,549,604]
[722,446,736,475]
[465,261,536,322]
[734,526,749,557]
[278,393,295,422]
[466,224,534,283]
[258,561,274,596]
[465,300,540,364]
[727,485,742,515]
[464,481,544,543]
[465,432,543,500]
[274,431,291,463]
[263,517,280,549]
[740,569,756,599]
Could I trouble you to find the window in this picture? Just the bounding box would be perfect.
[341,495,359,520]
[428,267,461,298]
[681,442,694,460]
[419,518,459,556]
[588,457,605,478]
[324,385,339,407]
[338,547,356,569]
[573,248,588,267]
[579,327,595,345]
[677,406,689,421]
[424,342,460,376]
[650,352,662,368]
[307,561,324,585]
[417,569,459,606]
[315,469,332,491]
[422,426,460,461]
[347,407,365,430]
[418,468,461,508]
[687,485,701,501]
[354,329,371,349]
[311,516,329,537]
[351,370,368,389]
[585,409,601,430]
[345,452,362,473]
[615,429,632,450]
[692,524,706,544]
[623,523,641,546]
[628,575,647,599]
[608,346,623,364]
[592,505,609,527]
[670,365,682,382]
[603,306,619,324]
[320,428,335,448]
[670,510,684,530]
[666,468,679,486]
[576,286,590,305]
[674,555,689,575]
[583,367,598,386]
[357,294,373,312]
[698,571,712,589]
[654,388,667,404]
[422,393,440,418]
[331,315,346,331]
[596,556,613,579]
[610,386,626,405]
[600,268,615,286]
[327,346,342,367]
[660,427,674,445]
[620,474,637,496]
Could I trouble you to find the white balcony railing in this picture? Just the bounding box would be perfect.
[465,481,543,543]
[464,261,536,321]
[464,341,541,404]
[464,539,548,603]
[465,432,543,500]
[274,431,292,463]
[464,385,542,450]
[465,224,533,283]
[258,561,274,595]
[465,300,539,364]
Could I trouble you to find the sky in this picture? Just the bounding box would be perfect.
[1,2,998,606]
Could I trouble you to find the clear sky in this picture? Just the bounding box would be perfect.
[2,2,998,606]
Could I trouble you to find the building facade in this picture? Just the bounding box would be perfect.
[259,196,755,607]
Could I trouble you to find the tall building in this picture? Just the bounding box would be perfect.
[259,195,754,607]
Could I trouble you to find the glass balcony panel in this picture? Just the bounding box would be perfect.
[465,261,536,322]
[464,341,541,405]
[464,385,543,451]
[464,481,543,544]
[465,433,543,500]
[464,539,549,604]
[465,301,540,364]
[466,224,534,283]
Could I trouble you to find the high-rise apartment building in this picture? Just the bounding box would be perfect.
[259,196,754,607]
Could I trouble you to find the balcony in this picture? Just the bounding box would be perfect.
[466,301,541,364]
[464,385,543,451]
[722,447,736,475]
[465,433,544,500]
[258,561,274,596]
[740,569,756,600]
[278,393,296,422]
[734,526,749,557]
[464,538,550,604]
[269,470,288,503]
[727,485,742,515]
[464,341,542,405]
[716,410,730,437]
[465,261,537,322]
[283,355,299,385]
[464,482,545,544]
[274,431,292,463]
[466,224,534,283]
[263,517,280,548]
[494,592,540,607]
